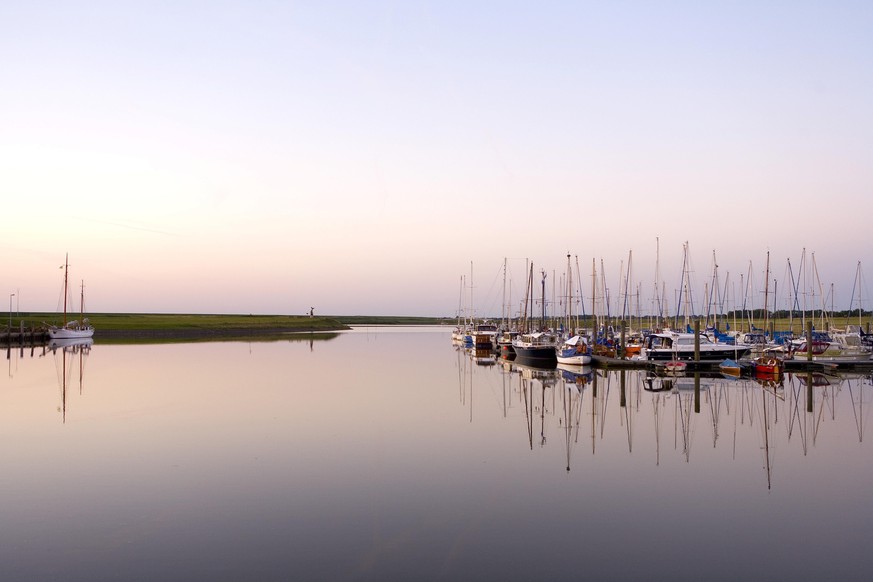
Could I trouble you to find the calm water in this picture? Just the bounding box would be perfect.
[2,327,871,581]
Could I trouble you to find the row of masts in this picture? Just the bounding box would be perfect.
[458,243,869,335]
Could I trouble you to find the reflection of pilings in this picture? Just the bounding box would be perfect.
[807,372,813,413]
[694,373,701,414]
[620,370,626,408]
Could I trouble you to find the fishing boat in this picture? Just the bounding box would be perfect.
[555,335,592,365]
[47,254,94,340]
[641,331,749,361]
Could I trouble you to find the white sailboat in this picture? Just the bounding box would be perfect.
[47,254,94,340]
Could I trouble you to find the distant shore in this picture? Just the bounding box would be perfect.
[4,313,450,341]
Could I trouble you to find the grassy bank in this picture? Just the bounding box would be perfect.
[6,312,450,339]
[9,312,348,335]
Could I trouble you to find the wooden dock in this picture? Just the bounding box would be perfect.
[2,327,50,345]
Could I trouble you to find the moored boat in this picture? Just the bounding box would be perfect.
[512,331,559,364]
[754,356,784,375]
[555,335,591,365]
[47,254,94,340]
[641,331,749,361]
[791,336,872,361]
[719,359,743,377]
[469,321,498,349]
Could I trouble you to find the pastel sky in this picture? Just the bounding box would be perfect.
[1,1,871,317]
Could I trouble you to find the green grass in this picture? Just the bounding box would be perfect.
[8,312,349,332]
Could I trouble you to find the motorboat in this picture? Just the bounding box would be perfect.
[641,331,749,361]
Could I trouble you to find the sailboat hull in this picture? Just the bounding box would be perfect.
[48,327,94,339]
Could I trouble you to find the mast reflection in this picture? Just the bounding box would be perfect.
[453,359,873,489]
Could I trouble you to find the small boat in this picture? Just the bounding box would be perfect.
[555,335,592,365]
[719,359,742,378]
[624,333,643,358]
[754,356,783,375]
[47,254,94,340]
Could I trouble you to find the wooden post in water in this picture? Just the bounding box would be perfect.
[806,321,813,363]
[620,370,626,408]
[694,319,700,362]
[807,372,814,413]
[694,373,701,414]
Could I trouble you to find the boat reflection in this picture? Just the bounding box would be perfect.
[453,355,873,488]
[44,338,92,423]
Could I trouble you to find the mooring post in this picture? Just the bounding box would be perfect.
[694,373,701,414]
[694,319,700,362]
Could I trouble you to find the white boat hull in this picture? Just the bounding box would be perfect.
[48,327,94,339]
[556,353,592,365]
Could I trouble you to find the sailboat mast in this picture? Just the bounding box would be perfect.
[62,253,69,325]
[591,259,597,332]
[501,258,507,327]
[565,253,572,334]
[763,251,770,334]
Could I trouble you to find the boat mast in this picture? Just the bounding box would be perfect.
[469,261,475,324]
[522,263,533,333]
[565,253,573,334]
[574,255,585,329]
[743,261,753,331]
[848,261,862,327]
[763,251,770,335]
[812,252,828,331]
[501,258,507,328]
[591,259,597,333]
[456,275,464,328]
[62,253,69,326]
[80,280,86,324]
[654,237,662,329]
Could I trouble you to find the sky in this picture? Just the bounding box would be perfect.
[1,1,871,317]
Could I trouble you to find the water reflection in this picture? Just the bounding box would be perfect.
[45,338,92,424]
[1,328,870,580]
[454,345,873,489]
